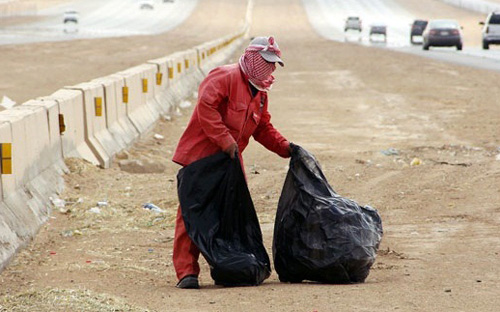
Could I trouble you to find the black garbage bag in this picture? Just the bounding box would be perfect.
[177,152,271,286]
[273,144,383,284]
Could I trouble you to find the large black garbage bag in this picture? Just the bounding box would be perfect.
[177,152,271,286]
[273,145,383,284]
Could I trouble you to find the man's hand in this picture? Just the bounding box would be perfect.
[224,143,238,159]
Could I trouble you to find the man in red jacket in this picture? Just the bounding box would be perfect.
[172,36,291,289]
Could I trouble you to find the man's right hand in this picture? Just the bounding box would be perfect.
[224,143,238,159]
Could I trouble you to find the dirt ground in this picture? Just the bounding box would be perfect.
[1,0,500,311]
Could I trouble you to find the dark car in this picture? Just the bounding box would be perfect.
[369,24,387,42]
[423,19,463,51]
[410,19,428,43]
[63,10,79,24]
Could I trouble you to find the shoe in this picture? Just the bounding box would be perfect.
[176,275,199,289]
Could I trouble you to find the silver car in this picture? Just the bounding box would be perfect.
[345,16,362,32]
[480,12,500,49]
[423,19,463,51]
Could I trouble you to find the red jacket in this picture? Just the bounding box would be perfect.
[173,64,290,166]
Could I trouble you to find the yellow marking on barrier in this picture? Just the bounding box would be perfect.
[142,79,148,93]
[122,86,129,103]
[95,97,103,117]
[1,143,12,174]
[156,72,163,85]
[168,67,174,79]
[177,62,182,73]
[185,59,189,69]
[58,114,66,134]
[197,54,201,65]
[202,52,205,60]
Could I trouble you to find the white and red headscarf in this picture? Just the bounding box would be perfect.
[239,37,282,92]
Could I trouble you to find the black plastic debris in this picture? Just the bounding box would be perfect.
[273,144,383,284]
[177,152,271,286]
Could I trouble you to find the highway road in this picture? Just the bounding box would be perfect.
[0,0,198,45]
[3,0,500,73]
[302,0,500,72]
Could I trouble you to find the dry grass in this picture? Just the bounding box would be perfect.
[0,288,153,312]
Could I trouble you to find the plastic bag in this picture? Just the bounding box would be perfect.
[177,152,271,286]
[273,144,383,284]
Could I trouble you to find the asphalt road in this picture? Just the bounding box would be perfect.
[0,0,198,45]
[3,0,500,73]
[302,0,500,72]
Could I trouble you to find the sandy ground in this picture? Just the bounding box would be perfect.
[1,0,500,311]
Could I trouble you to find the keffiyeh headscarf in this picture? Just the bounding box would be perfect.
[239,37,282,92]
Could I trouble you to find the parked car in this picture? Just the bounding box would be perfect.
[369,23,387,42]
[345,16,362,32]
[63,10,79,24]
[410,19,428,43]
[480,11,500,49]
[423,19,463,51]
[139,0,154,10]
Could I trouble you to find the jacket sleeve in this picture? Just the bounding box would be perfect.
[253,107,290,158]
[196,71,236,151]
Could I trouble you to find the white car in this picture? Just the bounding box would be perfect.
[345,16,362,32]
[480,11,500,49]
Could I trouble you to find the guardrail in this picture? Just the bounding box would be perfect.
[0,0,252,272]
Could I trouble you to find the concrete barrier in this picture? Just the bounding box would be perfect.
[0,105,57,196]
[22,99,67,175]
[438,0,500,14]
[140,63,168,117]
[113,65,160,136]
[187,48,206,87]
[168,51,192,102]
[0,103,65,271]
[91,75,140,149]
[201,32,247,73]
[147,56,177,118]
[64,83,119,169]
[195,43,209,73]
[40,89,101,166]
[179,49,203,98]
